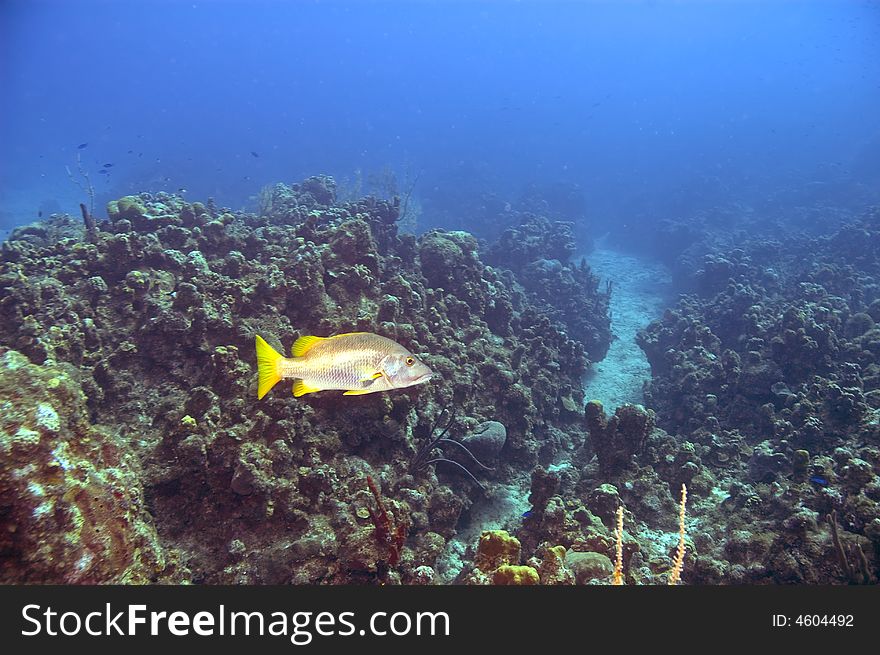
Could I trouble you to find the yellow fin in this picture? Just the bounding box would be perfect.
[293,379,322,397]
[291,334,326,357]
[362,371,383,381]
[343,388,376,396]
[255,335,283,400]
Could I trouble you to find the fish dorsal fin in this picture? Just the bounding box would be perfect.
[293,379,321,397]
[291,335,326,357]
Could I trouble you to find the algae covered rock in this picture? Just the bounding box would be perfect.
[565,550,614,584]
[586,401,654,475]
[474,529,521,571]
[418,230,483,301]
[465,529,534,585]
[492,564,540,585]
[0,350,172,583]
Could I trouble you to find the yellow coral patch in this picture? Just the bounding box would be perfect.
[493,565,540,585]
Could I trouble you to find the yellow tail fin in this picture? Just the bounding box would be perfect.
[255,335,283,399]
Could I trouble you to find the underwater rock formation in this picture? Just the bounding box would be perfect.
[635,207,880,583]
[0,178,605,584]
[484,213,613,363]
[485,213,577,268]
[0,350,175,583]
[585,401,654,476]
[3,175,874,586]
[463,529,541,585]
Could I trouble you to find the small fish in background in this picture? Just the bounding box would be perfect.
[77,142,88,149]
[178,187,187,194]
[255,332,433,399]
[38,211,42,218]
[103,163,113,168]
[98,169,108,175]
[809,475,829,487]
[251,151,260,158]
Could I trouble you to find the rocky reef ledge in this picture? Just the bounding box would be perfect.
[0,177,612,584]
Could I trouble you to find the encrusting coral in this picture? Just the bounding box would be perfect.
[0,350,178,583]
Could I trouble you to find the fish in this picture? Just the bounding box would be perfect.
[103,163,113,168]
[809,475,829,486]
[77,142,88,149]
[98,169,108,174]
[255,332,433,399]
[251,151,260,158]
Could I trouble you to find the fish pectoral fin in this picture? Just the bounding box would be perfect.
[291,335,326,357]
[292,379,322,397]
[359,371,384,383]
[343,388,376,396]
[347,373,384,395]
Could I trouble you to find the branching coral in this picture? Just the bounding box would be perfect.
[827,509,872,585]
[668,484,688,585]
[612,506,624,585]
[608,484,687,586]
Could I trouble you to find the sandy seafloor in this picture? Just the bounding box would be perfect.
[581,242,673,410]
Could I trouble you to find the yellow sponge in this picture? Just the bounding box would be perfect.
[493,565,540,585]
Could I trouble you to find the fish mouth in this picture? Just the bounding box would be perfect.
[414,373,434,385]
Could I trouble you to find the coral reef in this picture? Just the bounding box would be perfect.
[0,177,604,584]
[485,213,613,364]
[585,401,654,476]
[633,207,880,583]
[463,530,540,585]
[2,173,876,586]
[0,350,179,583]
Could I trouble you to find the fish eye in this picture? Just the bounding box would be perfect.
[405,356,415,367]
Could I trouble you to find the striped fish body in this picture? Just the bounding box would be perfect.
[282,333,401,393]
[255,332,433,399]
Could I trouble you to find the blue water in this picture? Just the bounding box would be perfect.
[2,0,879,231]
